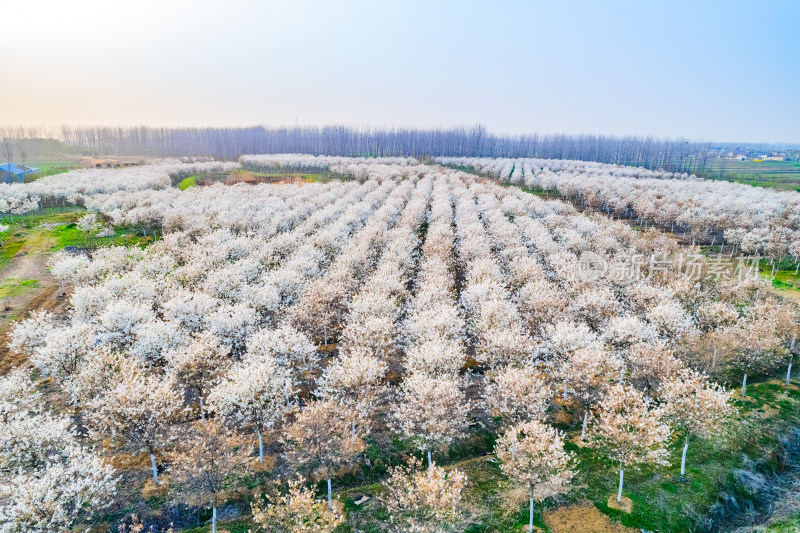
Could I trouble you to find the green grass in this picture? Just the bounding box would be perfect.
[0,278,41,300]
[177,175,197,190]
[336,374,800,533]
[0,241,24,270]
[25,159,78,180]
[0,206,154,271]
[180,519,253,533]
[704,160,800,191]
[758,513,800,531]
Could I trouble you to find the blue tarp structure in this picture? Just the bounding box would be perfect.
[0,163,39,183]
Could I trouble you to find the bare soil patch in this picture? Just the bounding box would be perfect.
[0,233,70,375]
[224,171,308,186]
[544,504,637,532]
[606,494,633,513]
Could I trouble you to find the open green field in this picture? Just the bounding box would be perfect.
[705,159,800,190]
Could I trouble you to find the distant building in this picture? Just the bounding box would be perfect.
[0,163,39,183]
[724,152,747,161]
[763,154,785,161]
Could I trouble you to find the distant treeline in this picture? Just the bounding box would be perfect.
[5,125,711,172]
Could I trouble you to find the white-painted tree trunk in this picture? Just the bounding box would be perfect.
[563,377,568,402]
[580,411,588,441]
[712,348,717,369]
[258,431,264,462]
[200,397,206,421]
[427,448,433,469]
[529,486,535,533]
[212,506,217,533]
[617,466,624,503]
[787,362,793,386]
[150,453,159,485]
[742,373,747,397]
[71,383,78,411]
[681,434,689,476]
[327,478,333,510]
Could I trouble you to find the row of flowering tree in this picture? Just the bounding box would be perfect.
[3,158,794,531]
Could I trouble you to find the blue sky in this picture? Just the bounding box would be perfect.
[1,0,798,141]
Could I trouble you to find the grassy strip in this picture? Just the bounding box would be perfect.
[177,175,197,190]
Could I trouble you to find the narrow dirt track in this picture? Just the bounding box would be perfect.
[0,229,70,374]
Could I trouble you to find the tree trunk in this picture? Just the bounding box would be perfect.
[617,465,624,503]
[258,431,264,462]
[427,447,433,478]
[71,383,78,411]
[712,347,717,369]
[327,478,333,510]
[150,452,159,485]
[681,433,689,476]
[563,377,568,402]
[742,373,747,397]
[788,361,793,386]
[529,485,535,533]
[212,506,217,533]
[200,397,205,421]
[580,411,588,442]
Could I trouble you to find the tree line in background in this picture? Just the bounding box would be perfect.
[2,125,709,172]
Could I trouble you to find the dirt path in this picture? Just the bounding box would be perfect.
[0,227,70,374]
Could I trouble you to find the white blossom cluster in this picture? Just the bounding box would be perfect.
[240,153,418,171]
[437,156,694,181]
[0,370,117,533]
[0,159,241,210]
[440,156,800,254]
[8,157,795,527]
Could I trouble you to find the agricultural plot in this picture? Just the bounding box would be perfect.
[439,156,800,261]
[1,157,800,532]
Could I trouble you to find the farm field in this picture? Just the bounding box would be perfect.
[1,157,800,533]
[706,159,800,191]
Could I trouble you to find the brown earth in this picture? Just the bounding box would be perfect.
[0,231,70,374]
[544,504,638,532]
[606,494,633,513]
[224,171,308,186]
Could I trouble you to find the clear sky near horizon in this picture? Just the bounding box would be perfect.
[1,0,798,142]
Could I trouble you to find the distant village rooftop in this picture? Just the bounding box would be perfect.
[0,163,39,183]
